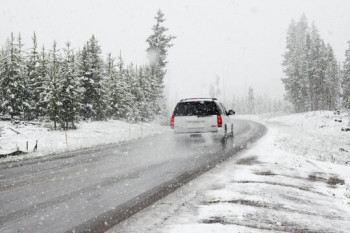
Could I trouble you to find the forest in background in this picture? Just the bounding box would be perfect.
[0,10,174,129]
[282,14,350,112]
[226,14,350,115]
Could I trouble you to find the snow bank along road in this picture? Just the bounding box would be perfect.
[0,119,266,233]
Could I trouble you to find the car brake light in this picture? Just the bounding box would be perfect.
[217,115,222,127]
[170,116,175,129]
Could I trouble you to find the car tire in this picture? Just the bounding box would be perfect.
[222,125,234,153]
[221,126,228,150]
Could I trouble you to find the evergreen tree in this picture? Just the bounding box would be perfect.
[37,46,49,117]
[105,53,130,120]
[105,53,117,118]
[342,41,350,109]
[146,9,175,118]
[308,23,323,110]
[78,44,92,120]
[282,19,301,112]
[42,41,61,129]
[0,47,4,114]
[142,65,160,121]
[59,42,82,129]
[215,76,222,99]
[295,14,309,111]
[26,32,41,119]
[324,45,340,110]
[282,14,341,112]
[17,34,30,119]
[128,64,141,122]
[114,53,133,120]
[79,35,107,120]
[0,33,27,119]
[135,66,148,122]
[209,84,215,98]
[0,19,177,126]
[248,87,255,114]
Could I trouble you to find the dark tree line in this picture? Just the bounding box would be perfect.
[0,10,174,129]
[282,14,350,112]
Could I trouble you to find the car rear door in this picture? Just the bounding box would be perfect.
[219,102,232,133]
[173,101,219,134]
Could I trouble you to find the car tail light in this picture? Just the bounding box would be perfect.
[170,116,175,129]
[217,115,222,127]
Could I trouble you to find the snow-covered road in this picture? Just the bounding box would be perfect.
[0,119,265,233]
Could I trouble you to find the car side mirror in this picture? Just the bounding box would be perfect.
[228,110,235,115]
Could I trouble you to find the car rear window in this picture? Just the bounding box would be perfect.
[173,101,219,116]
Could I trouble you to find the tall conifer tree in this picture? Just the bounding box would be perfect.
[146,10,175,118]
[343,42,350,109]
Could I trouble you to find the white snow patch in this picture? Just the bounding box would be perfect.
[0,120,168,163]
[266,110,350,165]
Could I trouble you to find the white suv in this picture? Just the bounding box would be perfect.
[170,98,235,144]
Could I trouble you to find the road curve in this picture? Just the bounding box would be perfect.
[0,119,266,233]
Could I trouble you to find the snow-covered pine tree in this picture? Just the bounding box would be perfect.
[105,52,130,120]
[283,15,313,112]
[0,47,4,114]
[316,41,329,109]
[17,34,31,120]
[114,53,133,121]
[342,41,350,109]
[79,35,107,121]
[308,23,323,110]
[123,63,139,122]
[324,45,340,110]
[58,42,82,129]
[296,14,310,112]
[215,76,222,100]
[132,64,160,122]
[208,77,222,100]
[248,86,255,114]
[282,15,341,112]
[141,65,159,121]
[104,53,117,119]
[78,44,92,120]
[282,19,300,112]
[0,33,27,119]
[0,47,4,59]
[129,64,143,122]
[146,9,175,119]
[42,41,61,129]
[37,46,49,117]
[0,45,7,115]
[26,32,41,119]
[209,84,215,98]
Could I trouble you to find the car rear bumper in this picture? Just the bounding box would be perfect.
[173,127,225,138]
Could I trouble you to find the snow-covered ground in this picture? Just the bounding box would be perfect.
[0,120,167,163]
[267,111,350,165]
[110,111,350,233]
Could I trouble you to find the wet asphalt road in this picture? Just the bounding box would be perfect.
[0,119,266,233]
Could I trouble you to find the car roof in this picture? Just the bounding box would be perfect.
[180,98,218,103]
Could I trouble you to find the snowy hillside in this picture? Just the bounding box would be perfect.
[267,111,350,165]
[0,120,167,163]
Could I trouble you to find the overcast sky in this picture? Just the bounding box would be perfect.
[2,0,350,107]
